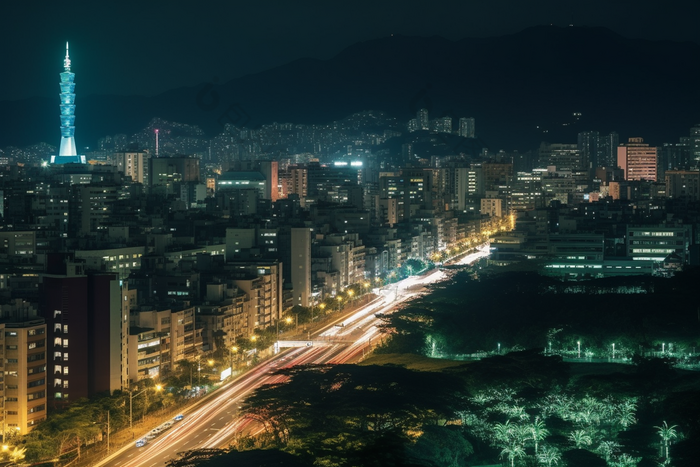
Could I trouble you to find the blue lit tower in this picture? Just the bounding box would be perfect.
[51,42,85,164]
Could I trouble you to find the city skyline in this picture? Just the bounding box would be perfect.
[0,5,699,465]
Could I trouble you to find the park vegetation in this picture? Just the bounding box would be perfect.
[165,267,700,466]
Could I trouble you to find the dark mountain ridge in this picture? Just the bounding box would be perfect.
[2,25,699,151]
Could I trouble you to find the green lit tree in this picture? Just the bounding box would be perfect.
[500,442,526,467]
[654,421,678,461]
[610,453,641,467]
[536,445,561,467]
[617,399,637,429]
[529,417,549,454]
[568,429,592,449]
[595,440,621,463]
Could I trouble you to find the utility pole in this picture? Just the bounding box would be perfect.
[107,411,110,455]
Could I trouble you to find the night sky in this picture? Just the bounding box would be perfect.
[2,0,699,101]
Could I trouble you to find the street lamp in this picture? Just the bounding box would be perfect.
[577,341,581,359]
[318,303,325,319]
[497,342,501,354]
[129,384,162,437]
[612,343,616,359]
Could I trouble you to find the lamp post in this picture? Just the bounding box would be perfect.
[318,303,325,320]
[612,343,616,359]
[577,341,581,359]
[497,342,501,354]
[129,384,162,438]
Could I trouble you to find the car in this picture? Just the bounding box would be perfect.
[174,414,184,421]
[135,439,147,448]
[162,421,173,428]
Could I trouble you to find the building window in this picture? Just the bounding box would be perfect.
[63,367,68,375]
[63,325,68,333]
[63,381,69,389]
[62,339,68,348]
[63,353,68,361]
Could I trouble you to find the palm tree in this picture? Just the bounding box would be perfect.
[595,440,621,462]
[654,421,678,461]
[493,420,515,445]
[500,442,526,467]
[537,445,561,467]
[529,417,549,454]
[568,429,592,448]
[8,446,26,464]
[617,399,637,428]
[610,453,641,467]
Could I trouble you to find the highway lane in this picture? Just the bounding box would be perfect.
[97,244,490,466]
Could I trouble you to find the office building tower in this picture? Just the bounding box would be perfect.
[459,117,476,138]
[538,143,583,171]
[51,43,85,164]
[417,108,429,130]
[617,137,658,181]
[577,131,599,169]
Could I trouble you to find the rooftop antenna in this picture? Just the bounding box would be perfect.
[155,128,160,156]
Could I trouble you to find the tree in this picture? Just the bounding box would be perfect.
[500,442,526,467]
[536,445,561,467]
[407,425,473,467]
[529,417,549,454]
[569,429,592,448]
[654,421,678,461]
[609,453,641,467]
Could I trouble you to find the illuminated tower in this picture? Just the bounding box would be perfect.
[51,42,85,164]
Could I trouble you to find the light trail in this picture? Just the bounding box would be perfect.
[98,245,491,466]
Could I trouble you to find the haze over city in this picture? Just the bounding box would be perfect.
[0,1,698,467]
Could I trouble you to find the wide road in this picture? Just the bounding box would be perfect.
[97,245,490,467]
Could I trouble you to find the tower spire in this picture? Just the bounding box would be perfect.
[64,42,71,71]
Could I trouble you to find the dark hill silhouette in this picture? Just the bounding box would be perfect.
[2,25,699,151]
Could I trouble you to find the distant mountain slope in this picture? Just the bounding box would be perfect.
[2,26,699,151]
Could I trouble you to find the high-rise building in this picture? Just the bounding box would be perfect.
[538,143,583,171]
[51,43,86,165]
[149,156,201,191]
[577,131,599,169]
[0,308,47,435]
[665,170,700,201]
[41,261,126,406]
[115,151,148,184]
[432,116,452,134]
[578,131,619,169]
[417,108,429,130]
[599,132,619,168]
[459,117,475,138]
[290,228,311,307]
[682,124,700,167]
[617,137,658,181]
